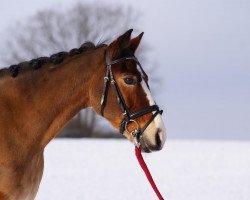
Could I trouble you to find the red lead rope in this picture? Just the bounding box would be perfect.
[135,147,164,200]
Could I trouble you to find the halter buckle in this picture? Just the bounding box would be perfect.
[125,120,139,134]
[125,119,141,147]
[131,129,141,147]
[104,76,109,81]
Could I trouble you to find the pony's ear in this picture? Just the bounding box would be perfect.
[109,29,133,59]
[129,32,144,53]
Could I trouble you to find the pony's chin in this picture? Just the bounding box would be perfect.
[124,131,163,153]
[138,138,154,153]
[140,144,162,153]
[139,135,164,153]
[141,147,152,153]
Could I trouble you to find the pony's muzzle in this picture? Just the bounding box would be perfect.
[141,128,165,152]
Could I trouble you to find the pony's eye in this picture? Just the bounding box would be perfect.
[124,77,136,85]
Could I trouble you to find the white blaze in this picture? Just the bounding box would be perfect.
[138,66,166,146]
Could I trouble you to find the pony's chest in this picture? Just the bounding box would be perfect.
[0,154,44,200]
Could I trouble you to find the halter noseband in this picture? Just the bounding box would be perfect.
[100,49,163,146]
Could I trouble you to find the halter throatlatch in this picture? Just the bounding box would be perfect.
[100,49,163,146]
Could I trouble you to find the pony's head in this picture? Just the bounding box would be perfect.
[90,29,166,152]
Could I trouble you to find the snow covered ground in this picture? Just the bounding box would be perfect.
[36,139,250,200]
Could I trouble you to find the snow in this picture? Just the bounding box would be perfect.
[36,139,250,200]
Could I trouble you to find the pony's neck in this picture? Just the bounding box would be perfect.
[3,47,105,149]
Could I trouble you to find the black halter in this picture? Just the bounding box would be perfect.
[100,49,163,146]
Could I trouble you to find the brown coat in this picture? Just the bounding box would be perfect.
[0,30,166,200]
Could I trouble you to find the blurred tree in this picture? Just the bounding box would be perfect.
[0,2,157,138]
[1,3,140,62]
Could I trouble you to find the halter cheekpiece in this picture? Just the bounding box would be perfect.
[100,49,163,146]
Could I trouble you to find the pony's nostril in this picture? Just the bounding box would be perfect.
[155,129,162,149]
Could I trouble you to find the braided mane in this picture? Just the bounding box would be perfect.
[0,42,107,78]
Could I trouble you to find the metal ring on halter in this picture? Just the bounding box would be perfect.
[125,119,140,137]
